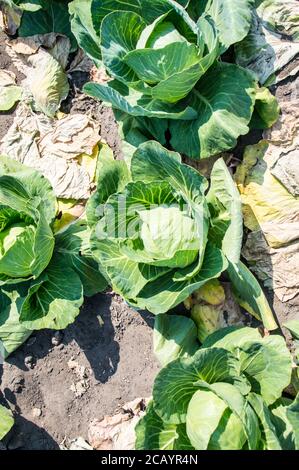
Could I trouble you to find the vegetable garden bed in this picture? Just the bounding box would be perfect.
[0,0,299,452]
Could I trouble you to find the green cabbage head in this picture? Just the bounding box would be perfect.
[79,0,257,159]
[0,156,56,284]
[0,155,107,358]
[86,140,276,328]
[136,326,297,450]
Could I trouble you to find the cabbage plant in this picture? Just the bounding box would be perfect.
[0,155,107,358]
[76,0,261,159]
[136,326,299,450]
[87,140,277,330]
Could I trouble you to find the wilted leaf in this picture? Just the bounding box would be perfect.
[259,0,299,40]
[0,2,22,35]
[27,49,69,117]
[0,85,22,111]
[38,114,100,160]
[1,105,104,200]
[235,141,299,249]
[0,70,16,86]
[0,68,22,111]
[5,34,70,117]
[236,102,299,305]
[243,231,299,305]
[89,398,149,450]
[236,3,299,84]
[53,199,85,233]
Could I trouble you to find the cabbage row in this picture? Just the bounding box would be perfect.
[0,0,298,450]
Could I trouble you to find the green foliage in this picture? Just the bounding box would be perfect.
[87,141,275,328]
[0,405,14,441]
[136,326,298,450]
[0,156,107,358]
[79,0,259,159]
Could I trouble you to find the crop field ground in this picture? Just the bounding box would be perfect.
[0,0,299,454]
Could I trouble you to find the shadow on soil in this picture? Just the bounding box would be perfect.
[0,366,59,450]
[3,293,120,383]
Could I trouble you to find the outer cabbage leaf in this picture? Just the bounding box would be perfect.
[283,320,299,340]
[250,87,280,129]
[285,394,299,449]
[152,347,242,424]
[204,327,292,405]
[207,158,243,264]
[91,0,190,32]
[19,0,76,50]
[54,220,108,297]
[247,393,282,449]
[0,284,32,359]
[270,399,295,449]
[188,0,254,50]
[153,314,198,366]
[69,0,102,67]
[169,63,256,159]
[0,405,14,441]
[83,80,198,121]
[205,155,276,330]
[19,258,83,330]
[0,86,22,111]
[135,401,194,450]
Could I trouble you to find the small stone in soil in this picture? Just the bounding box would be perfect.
[12,377,25,394]
[51,331,63,346]
[32,407,42,418]
[24,355,35,369]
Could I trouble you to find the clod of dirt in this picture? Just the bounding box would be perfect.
[67,359,87,379]
[24,355,35,369]
[70,380,89,398]
[11,377,25,394]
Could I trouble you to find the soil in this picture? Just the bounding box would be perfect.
[0,293,159,450]
[0,31,298,450]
